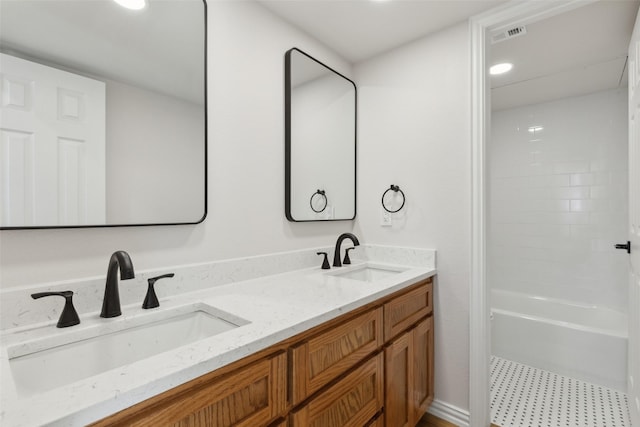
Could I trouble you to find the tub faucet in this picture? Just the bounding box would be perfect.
[101,250,135,318]
[333,232,360,267]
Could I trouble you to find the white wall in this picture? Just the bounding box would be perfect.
[490,89,628,311]
[106,79,205,224]
[354,23,472,412]
[0,1,354,287]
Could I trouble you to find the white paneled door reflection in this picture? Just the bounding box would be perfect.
[0,53,105,227]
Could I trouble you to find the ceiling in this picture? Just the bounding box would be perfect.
[259,0,507,63]
[3,0,637,109]
[260,0,639,110]
[490,0,640,110]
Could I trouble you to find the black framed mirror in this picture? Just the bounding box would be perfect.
[0,0,207,229]
[285,47,356,222]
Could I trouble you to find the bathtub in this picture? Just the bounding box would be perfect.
[491,289,628,391]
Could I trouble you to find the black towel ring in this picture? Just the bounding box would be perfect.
[382,184,405,213]
[310,189,328,213]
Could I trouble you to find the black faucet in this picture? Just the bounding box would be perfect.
[333,233,360,267]
[101,250,135,318]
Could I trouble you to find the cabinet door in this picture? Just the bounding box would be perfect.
[412,316,434,422]
[291,353,384,427]
[102,352,287,427]
[384,333,411,427]
[385,317,434,427]
[291,307,383,404]
[384,281,432,341]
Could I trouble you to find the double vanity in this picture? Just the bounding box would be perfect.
[0,244,436,426]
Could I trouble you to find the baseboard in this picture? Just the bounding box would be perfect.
[427,399,470,427]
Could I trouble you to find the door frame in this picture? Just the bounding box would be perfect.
[468,1,598,425]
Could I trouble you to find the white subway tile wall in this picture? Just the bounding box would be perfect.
[490,89,628,311]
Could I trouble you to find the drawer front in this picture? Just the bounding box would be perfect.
[291,352,384,427]
[107,352,287,427]
[268,419,288,427]
[366,414,384,427]
[291,307,383,404]
[384,280,432,341]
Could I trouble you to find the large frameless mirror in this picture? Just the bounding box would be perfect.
[285,47,356,222]
[0,0,206,229]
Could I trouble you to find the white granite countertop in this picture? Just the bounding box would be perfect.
[0,260,436,426]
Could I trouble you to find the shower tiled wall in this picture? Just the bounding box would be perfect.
[490,89,628,311]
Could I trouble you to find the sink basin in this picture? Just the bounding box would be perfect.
[330,264,406,282]
[8,303,248,397]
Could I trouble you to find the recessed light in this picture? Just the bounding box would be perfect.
[490,63,513,75]
[528,126,544,133]
[113,0,146,10]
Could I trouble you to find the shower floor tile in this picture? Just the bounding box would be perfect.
[490,356,631,427]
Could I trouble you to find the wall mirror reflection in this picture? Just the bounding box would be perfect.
[0,0,207,229]
[285,47,356,222]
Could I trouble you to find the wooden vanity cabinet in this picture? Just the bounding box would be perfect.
[94,278,434,427]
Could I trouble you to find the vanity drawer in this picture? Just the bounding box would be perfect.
[268,418,288,427]
[366,414,384,427]
[291,352,384,427]
[384,279,432,341]
[96,352,287,427]
[290,307,383,404]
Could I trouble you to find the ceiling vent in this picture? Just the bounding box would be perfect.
[491,26,527,44]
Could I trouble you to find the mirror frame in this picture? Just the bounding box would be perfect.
[0,0,208,230]
[284,47,357,222]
